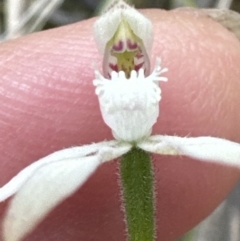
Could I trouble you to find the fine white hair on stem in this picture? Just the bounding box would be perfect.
[138,135,240,168]
[2,141,131,241]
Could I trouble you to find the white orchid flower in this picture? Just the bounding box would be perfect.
[1,1,240,241]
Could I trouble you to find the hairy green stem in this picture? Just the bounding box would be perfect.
[120,147,155,241]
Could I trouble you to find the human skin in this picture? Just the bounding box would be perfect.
[0,8,240,241]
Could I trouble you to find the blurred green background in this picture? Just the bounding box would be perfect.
[0,0,239,40]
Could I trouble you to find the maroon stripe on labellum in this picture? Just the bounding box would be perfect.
[127,39,138,50]
[112,41,124,51]
[135,52,144,59]
[134,62,144,71]
[109,63,118,71]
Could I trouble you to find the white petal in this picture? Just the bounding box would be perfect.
[3,156,100,241]
[3,141,131,241]
[93,0,153,55]
[94,59,167,142]
[138,135,240,168]
[0,141,117,202]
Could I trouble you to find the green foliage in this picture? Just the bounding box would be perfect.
[120,148,155,241]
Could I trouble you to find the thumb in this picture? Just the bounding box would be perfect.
[0,8,240,241]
